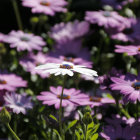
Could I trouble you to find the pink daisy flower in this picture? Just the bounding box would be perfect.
[4,30,46,52]
[37,86,91,109]
[22,0,67,16]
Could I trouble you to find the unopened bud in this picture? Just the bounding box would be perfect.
[83,106,92,114]
[82,112,92,125]
[0,107,11,124]
[30,17,39,25]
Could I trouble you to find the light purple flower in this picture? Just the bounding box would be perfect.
[81,74,99,83]
[110,73,140,103]
[20,52,50,78]
[101,0,134,10]
[48,40,92,68]
[37,86,91,109]
[0,33,5,42]
[115,45,140,56]
[110,18,140,43]
[4,92,33,114]
[4,30,46,52]
[100,115,140,140]
[22,0,67,16]
[0,73,27,91]
[85,11,130,31]
[49,20,89,43]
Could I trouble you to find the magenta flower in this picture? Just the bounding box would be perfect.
[110,73,140,103]
[37,86,91,109]
[101,0,134,10]
[49,20,89,43]
[4,30,46,52]
[48,40,92,68]
[85,11,130,31]
[22,0,67,16]
[0,73,27,91]
[20,52,50,78]
[115,45,140,56]
[110,18,140,43]
[4,92,33,114]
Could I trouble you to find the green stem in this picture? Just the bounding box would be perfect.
[11,0,23,30]
[85,125,87,140]
[119,104,131,119]
[136,100,139,120]
[59,76,66,140]
[6,123,20,140]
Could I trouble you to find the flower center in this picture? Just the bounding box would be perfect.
[40,1,50,6]
[138,47,140,52]
[60,64,73,69]
[57,94,70,99]
[103,11,111,17]
[20,37,30,42]
[0,80,7,84]
[132,81,140,90]
[90,97,102,102]
[16,102,23,106]
[123,28,133,34]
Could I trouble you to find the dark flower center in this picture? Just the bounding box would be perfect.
[40,1,50,6]
[0,80,7,84]
[138,47,140,52]
[60,64,73,69]
[57,94,70,99]
[132,81,140,90]
[123,28,133,34]
[103,11,111,17]
[16,102,23,106]
[20,37,30,42]
[90,97,102,102]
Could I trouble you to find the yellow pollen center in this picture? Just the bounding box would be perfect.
[0,80,7,84]
[60,64,73,69]
[90,97,102,102]
[57,95,70,99]
[40,1,50,6]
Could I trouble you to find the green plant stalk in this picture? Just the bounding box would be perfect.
[11,0,23,30]
[58,77,66,140]
[119,104,131,119]
[6,123,20,140]
[85,124,87,140]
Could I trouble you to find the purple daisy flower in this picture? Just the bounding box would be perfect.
[110,18,140,43]
[115,45,140,56]
[85,11,130,31]
[101,0,134,10]
[20,52,50,78]
[48,40,93,68]
[0,73,27,91]
[37,86,91,109]
[4,92,33,114]
[0,33,5,42]
[49,20,89,44]
[100,115,140,140]
[110,73,140,103]
[4,30,46,52]
[22,0,67,16]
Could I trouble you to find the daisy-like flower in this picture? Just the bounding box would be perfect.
[49,20,89,43]
[37,86,91,109]
[4,92,33,114]
[20,52,50,78]
[0,73,27,91]
[85,11,130,31]
[101,0,134,10]
[4,30,46,52]
[0,33,5,42]
[48,40,92,68]
[22,0,67,16]
[115,45,140,56]
[35,61,98,77]
[110,73,140,103]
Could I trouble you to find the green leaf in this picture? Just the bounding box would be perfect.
[49,114,58,122]
[91,133,98,140]
[75,130,81,140]
[92,124,100,134]
[66,120,78,132]
[53,129,62,140]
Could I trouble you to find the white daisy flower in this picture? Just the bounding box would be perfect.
[35,61,98,77]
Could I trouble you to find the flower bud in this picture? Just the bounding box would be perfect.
[30,17,39,25]
[82,112,92,125]
[83,106,92,114]
[0,107,11,124]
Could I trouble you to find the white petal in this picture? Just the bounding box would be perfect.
[35,63,59,70]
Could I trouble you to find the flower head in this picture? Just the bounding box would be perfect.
[85,11,130,31]
[35,61,98,77]
[4,30,46,52]
[22,0,67,16]
[110,73,140,103]
[4,92,33,114]
[37,86,91,109]
[49,20,89,43]
[0,73,27,91]
[0,33,5,42]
